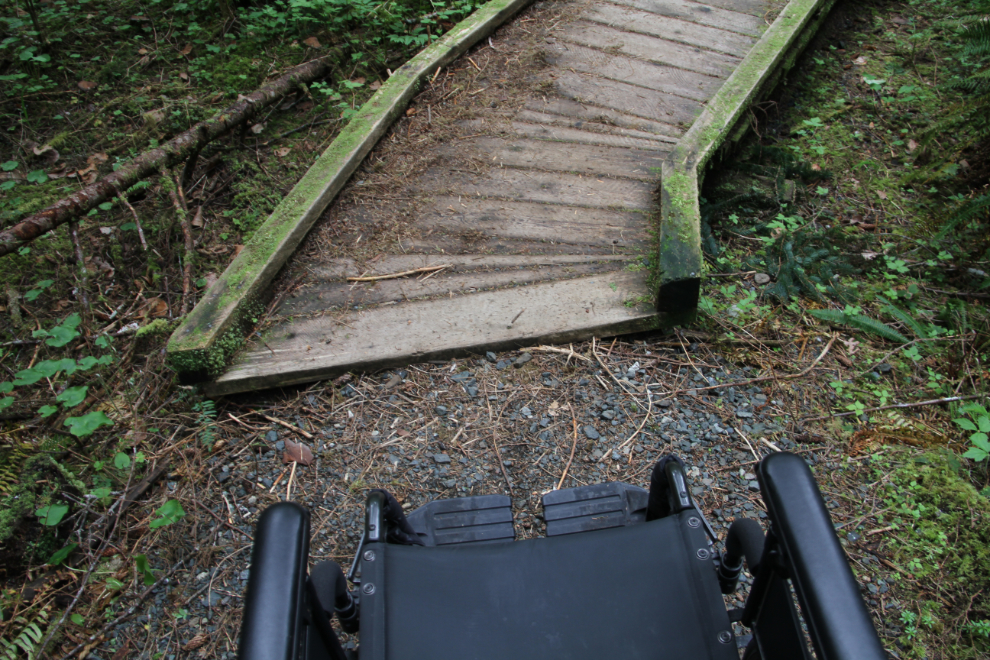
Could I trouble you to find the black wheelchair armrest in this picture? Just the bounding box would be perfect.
[238,502,311,660]
[758,452,886,660]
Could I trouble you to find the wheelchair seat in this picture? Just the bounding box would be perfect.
[377,512,733,660]
[236,452,887,660]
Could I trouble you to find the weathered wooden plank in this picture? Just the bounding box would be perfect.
[414,167,655,211]
[280,259,631,315]
[207,272,658,396]
[511,110,678,144]
[521,99,684,137]
[165,0,537,381]
[458,118,671,150]
[419,197,649,245]
[545,41,725,101]
[448,137,665,181]
[553,69,704,126]
[695,0,770,18]
[310,253,634,279]
[580,3,756,56]
[561,21,740,78]
[604,0,764,34]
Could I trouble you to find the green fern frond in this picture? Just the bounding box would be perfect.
[961,18,990,58]
[879,301,932,339]
[808,309,909,343]
[936,191,990,238]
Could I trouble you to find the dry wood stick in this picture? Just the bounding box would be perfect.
[649,335,837,398]
[802,393,986,422]
[556,403,579,490]
[116,188,147,250]
[0,55,338,256]
[346,264,450,282]
[69,221,90,312]
[163,171,194,315]
[256,411,315,439]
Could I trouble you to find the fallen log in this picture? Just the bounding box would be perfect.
[0,55,336,257]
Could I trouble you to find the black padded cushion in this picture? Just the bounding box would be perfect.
[380,512,735,660]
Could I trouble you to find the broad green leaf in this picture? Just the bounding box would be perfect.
[64,411,113,437]
[56,385,88,408]
[150,499,186,529]
[46,325,80,347]
[38,405,59,418]
[135,554,156,586]
[27,170,48,184]
[90,487,111,499]
[114,452,130,470]
[36,502,69,526]
[963,446,989,461]
[978,417,990,433]
[1,160,18,171]
[48,543,78,566]
[972,433,989,447]
[70,613,85,625]
[955,418,978,431]
[0,381,11,394]
[14,368,45,386]
[97,354,114,365]
[0,397,13,411]
[77,356,99,371]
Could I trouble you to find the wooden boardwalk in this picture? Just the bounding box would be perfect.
[208,0,773,394]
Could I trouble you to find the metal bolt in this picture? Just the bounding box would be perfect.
[718,631,732,644]
[687,516,701,528]
[362,583,376,596]
[696,548,710,560]
[363,550,376,562]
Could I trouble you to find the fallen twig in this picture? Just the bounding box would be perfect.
[0,55,340,256]
[802,393,985,422]
[52,561,184,660]
[346,264,450,282]
[532,345,590,362]
[649,334,837,397]
[116,188,147,250]
[556,403,579,490]
[256,412,315,439]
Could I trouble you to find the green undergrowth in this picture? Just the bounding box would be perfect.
[873,450,990,657]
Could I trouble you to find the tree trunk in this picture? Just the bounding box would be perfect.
[0,56,334,257]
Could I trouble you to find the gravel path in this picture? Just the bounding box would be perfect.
[89,335,897,660]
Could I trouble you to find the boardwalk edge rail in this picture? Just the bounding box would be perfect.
[655,0,836,323]
[165,0,535,382]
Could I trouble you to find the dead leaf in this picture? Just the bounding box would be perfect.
[369,81,382,91]
[960,160,970,169]
[179,72,189,81]
[836,354,854,368]
[137,47,149,55]
[191,206,204,228]
[303,36,322,48]
[840,336,860,355]
[853,56,867,66]
[143,109,165,126]
[877,190,887,200]
[282,438,314,466]
[202,272,218,289]
[250,123,265,134]
[180,43,193,56]
[353,77,366,85]
[81,170,98,184]
[275,147,291,157]
[406,107,418,117]
[811,163,821,171]
[78,80,97,91]
[183,632,208,652]
[861,251,879,260]
[233,244,245,257]
[907,139,918,152]
[296,100,314,113]
[32,144,59,165]
[140,297,169,319]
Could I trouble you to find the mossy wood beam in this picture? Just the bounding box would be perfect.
[165,0,535,381]
[655,0,837,321]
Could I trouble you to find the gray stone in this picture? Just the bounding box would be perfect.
[266,430,278,443]
[275,440,286,451]
[583,425,600,440]
[433,453,451,464]
[754,273,771,285]
[513,353,532,367]
[486,351,498,363]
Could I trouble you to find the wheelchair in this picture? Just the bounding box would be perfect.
[236,451,886,659]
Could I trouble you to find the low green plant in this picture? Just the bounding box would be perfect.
[954,402,990,462]
[808,308,909,343]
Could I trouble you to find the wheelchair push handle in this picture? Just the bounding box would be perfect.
[756,452,886,660]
